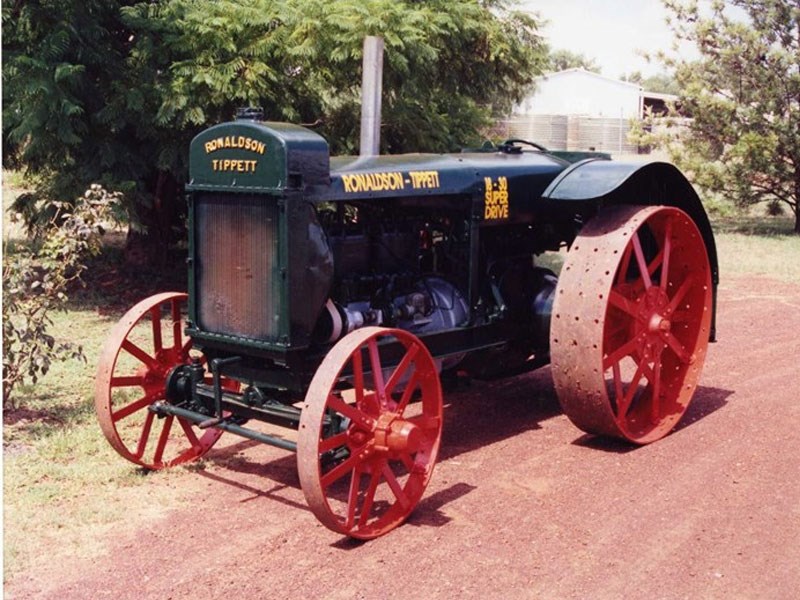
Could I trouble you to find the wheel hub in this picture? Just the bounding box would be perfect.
[372,413,422,454]
[637,286,671,346]
[648,314,670,334]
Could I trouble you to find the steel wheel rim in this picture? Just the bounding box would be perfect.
[551,205,713,443]
[297,327,443,539]
[95,292,224,469]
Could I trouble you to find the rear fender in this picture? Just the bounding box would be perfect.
[542,159,719,340]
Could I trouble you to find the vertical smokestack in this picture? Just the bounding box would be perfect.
[360,36,384,157]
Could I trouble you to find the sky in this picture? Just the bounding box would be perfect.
[521,0,682,78]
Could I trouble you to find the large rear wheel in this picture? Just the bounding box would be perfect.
[297,327,443,539]
[551,205,713,444]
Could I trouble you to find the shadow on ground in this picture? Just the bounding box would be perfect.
[198,366,562,488]
[187,370,732,542]
[571,383,734,452]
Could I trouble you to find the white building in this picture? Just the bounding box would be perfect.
[504,69,676,154]
[517,68,644,119]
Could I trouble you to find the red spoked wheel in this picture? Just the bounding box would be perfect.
[551,205,713,444]
[297,327,443,539]
[95,292,235,469]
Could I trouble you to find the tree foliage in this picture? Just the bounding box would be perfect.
[3,0,548,261]
[650,0,800,232]
[546,49,600,73]
[620,71,681,95]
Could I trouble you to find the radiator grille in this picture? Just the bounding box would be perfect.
[195,194,280,340]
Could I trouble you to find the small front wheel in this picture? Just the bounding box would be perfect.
[95,292,231,469]
[297,327,443,539]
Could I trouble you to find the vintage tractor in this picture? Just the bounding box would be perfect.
[95,113,718,538]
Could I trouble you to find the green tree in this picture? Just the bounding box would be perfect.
[621,71,681,95]
[3,0,548,263]
[655,0,800,232]
[547,48,600,73]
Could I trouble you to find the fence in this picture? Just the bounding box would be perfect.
[497,115,643,156]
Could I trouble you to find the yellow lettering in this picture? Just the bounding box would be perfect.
[211,159,258,172]
[341,171,405,193]
[483,176,510,220]
[409,170,440,189]
[204,135,267,155]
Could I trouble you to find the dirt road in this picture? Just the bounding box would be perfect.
[6,275,800,599]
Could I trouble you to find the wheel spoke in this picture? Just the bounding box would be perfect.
[345,466,362,530]
[603,336,641,370]
[612,362,624,407]
[385,343,420,398]
[660,220,673,289]
[134,410,156,459]
[318,431,349,454]
[180,337,193,359]
[394,371,420,416]
[664,332,691,364]
[321,453,360,489]
[646,247,664,278]
[650,359,663,423]
[173,443,205,465]
[153,415,174,465]
[110,375,145,388]
[381,461,410,510]
[367,338,386,405]
[150,307,163,353]
[171,298,182,349]
[178,418,201,448]
[671,310,692,323]
[617,360,647,417]
[632,232,652,290]
[358,469,382,527]
[111,391,160,422]
[608,289,639,318]
[326,394,374,431]
[667,275,695,314]
[121,339,157,370]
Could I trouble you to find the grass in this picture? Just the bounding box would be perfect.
[1,302,196,581]
[536,214,800,284]
[712,215,800,283]
[2,171,799,580]
[2,176,192,580]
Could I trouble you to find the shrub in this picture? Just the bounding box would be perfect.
[2,185,121,407]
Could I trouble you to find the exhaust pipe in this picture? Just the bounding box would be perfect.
[359,36,384,157]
